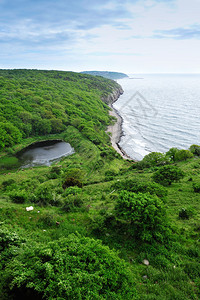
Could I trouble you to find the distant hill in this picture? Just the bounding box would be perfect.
[81,71,128,80]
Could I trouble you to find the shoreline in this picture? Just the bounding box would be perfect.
[106,103,132,160]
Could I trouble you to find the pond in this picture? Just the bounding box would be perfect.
[17,140,74,168]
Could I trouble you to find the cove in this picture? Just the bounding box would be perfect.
[17,140,74,168]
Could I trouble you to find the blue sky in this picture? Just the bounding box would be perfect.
[0,0,200,73]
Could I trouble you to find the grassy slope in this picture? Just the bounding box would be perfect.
[0,70,200,299]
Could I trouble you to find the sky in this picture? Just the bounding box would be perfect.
[0,0,200,73]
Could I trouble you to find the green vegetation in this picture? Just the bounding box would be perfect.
[0,70,200,299]
[81,71,129,80]
[0,69,120,151]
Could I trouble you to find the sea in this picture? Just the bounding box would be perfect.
[115,74,200,161]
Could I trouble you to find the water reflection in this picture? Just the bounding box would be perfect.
[18,141,74,168]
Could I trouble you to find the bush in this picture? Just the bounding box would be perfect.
[115,191,171,243]
[166,147,179,161]
[62,177,83,189]
[140,152,170,168]
[0,226,22,252]
[152,165,185,186]
[174,149,193,161]
[63,186,82,196]
[3,234,137,299]
[1,179,16,190]
[189,144,200,156]
[193,182,200,193]
[112,179,167,199]
[179,208,190,220]
[34,181,62,206]
[105,169,118,181]
[62,195,83,212]
[48,165,62,179]
[9,190,28,204]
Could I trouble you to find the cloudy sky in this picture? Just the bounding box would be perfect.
[0,0,200,73]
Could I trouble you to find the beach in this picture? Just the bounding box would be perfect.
[106,104,131,160]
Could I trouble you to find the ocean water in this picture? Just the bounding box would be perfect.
[115,74,200,161]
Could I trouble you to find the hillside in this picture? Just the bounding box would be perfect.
[0,69,122,151]
[81,71,129,80]
[0,70,200,299]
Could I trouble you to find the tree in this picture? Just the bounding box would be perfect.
[152,165,185,186]
[140,152,169,168]
[166,148,193,162]
[3,234,137,299]
[189,144,200,156]
[115,191,170,243]
[174,149,193,161]
[0,122,22,149]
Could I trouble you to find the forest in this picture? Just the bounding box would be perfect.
[0,69,200,299]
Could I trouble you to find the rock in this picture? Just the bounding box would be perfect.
[26,206,34,211]
[143,259,150,266]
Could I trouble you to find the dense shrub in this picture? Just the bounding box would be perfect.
[115,191,171,243]
[63,186,82,196]
[48,165,62,179]
[112,179,167,199]
[193,182,200,193]
[62,177,83,189]
[105,169,118,181]
[179,208,190,220]
[1,179,16,190]
[62,195,83,212]
[139,152,170,168]
[166,148,193,162]
[152,165,185,186]
[0,226,22,252]
[34,181,62,206]
[3,234,137,299]
[174,149,193,161]
[9,190,28,204]
[189,144,200,156]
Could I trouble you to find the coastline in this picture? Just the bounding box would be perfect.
[106,103,132,160]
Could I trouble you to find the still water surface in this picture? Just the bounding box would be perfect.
[18,141,74,168]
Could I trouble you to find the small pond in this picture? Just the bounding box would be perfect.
[17,140,74,168]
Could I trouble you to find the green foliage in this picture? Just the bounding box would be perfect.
[192,182,200,193]
[0,69,120,150]
[166,148,193,162]
[0,225,22,252]
[1,179,16,189]
[62,195,83,212]
[62,177,83,189]
[34,181,62,206]
[3,234,136,299]
[105,169,118,181]
[63,186,82,196]
[138,152,170,168]
[9,190,28,204]
[115,191,171,243]
[174,149,193,161]
[0,122,22,149]
[0,156,19,169]
[179,208,190,220]
[112,178,167,199]
[100,145,120,160]
[152,165,185,186]
[189,144,200,156]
